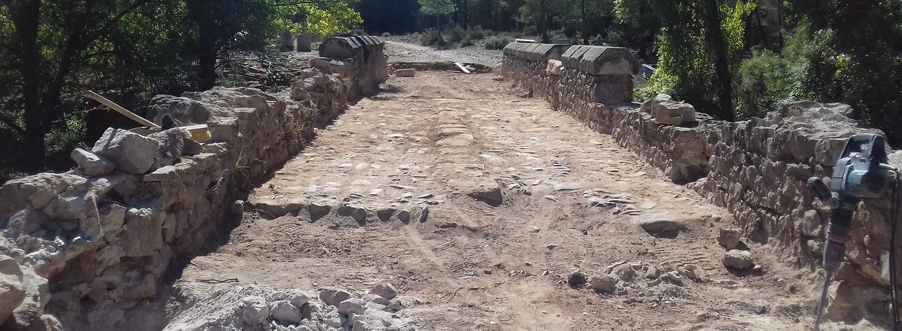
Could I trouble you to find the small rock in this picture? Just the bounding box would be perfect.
[613,264,636,282]
[635,213,683,236]
[338,298,366,316]
[92,127,159,174]
[588,198,614,208]
[590,274,617,293]
[544,195,558,202]
[395,68,416,77]
[238,296,269,326]
[383,301,402,312]
[645,267,660,280]
[70,148,115,176]
[368,283,398,300]
[397,210,411,223]
[271,300,303,324]
[680,265,701,282]
[319,288,352,307]
[723,250,754,269]
[231,200,245,216]
[365,294,391,305]
[276,289,311,307]
[717,228,743,250]
[665,271,684,286]
[568,272,587,288]
[143,165,179,182]
[553,182,583,191]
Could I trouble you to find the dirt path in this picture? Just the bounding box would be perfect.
[175,71,871,331]
[384,40,503,66]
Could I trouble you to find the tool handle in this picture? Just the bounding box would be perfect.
[85,91,160,129]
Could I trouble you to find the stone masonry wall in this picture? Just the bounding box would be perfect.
[502,43,902,324]
[0,37,387,331]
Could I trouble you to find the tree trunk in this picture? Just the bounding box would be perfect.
[14,0,46,171]
[702,0,735,121]
[198,48,217,90]
[581,0,587,44]
[753,0,768,49]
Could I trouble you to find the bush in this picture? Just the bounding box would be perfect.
[468,26,485,40]
[736,50,796,119]
[484,36,510,50]
[382,32,391,38]
[420,28,447,47]
[482,29,494,38]
[448,26,467,42]
[461,38,474,47]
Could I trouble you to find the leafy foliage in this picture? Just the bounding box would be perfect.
[420,28,448,47]
[484,36,510,49]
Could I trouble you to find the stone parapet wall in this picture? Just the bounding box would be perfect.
[0,39,387,331]
[502,43,902,324]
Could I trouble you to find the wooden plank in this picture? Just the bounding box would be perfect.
[454,62,471,74]
[86,91,159,129]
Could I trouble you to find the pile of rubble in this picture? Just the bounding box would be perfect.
[166,283,414,331]
[501,42,902,323]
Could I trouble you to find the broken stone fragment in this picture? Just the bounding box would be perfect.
[319,288,351,307]
[635,213,684,236]
[143,165,179,182]
[717,228,743,250]
[723,249,754,269]
[92,128,159,174]
[0,255,25,325]
[653,101,696,126]
[238,296,269,326]
[395,68,416,77]
[270,300,303,324]
[589,273,617,293]
[70,148,115,177]
[148,128,185,168]
[337,298,366,316]
[368,283,397,300]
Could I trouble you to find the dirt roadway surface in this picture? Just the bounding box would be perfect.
[177,71,879,331]
[383,40,503,66]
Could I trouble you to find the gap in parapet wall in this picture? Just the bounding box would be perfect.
[500,41,902,326]
[0,36,388,331]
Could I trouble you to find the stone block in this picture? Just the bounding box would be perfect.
[653,101,697,125]
[546,59,563,76]
[578,46,639,75]
[92,128,159,175]
[70,148,115,177]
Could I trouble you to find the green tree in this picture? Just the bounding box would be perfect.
[418,0,457,29]
[0,0,166,170]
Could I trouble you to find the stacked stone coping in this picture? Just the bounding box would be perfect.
[0,42,387,330]
[502,43,902,324]
[318,35,389,98]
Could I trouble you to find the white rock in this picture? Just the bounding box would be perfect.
[717,227,743,250]
[338,298,366,316]
[368,283,397,300]
[590,274,617,293]
[92,127,160,174]
[70,148,115,176]
[723,250,754,269]
[270,300,303,324]
[238,296,269,326]
[276,289,311,307]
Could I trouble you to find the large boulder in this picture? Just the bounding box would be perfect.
[653,101,697,126]
[92,128,159,174]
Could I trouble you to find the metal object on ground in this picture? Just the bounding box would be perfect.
[807,134,895,330]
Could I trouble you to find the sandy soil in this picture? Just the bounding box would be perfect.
[175,70,880,331]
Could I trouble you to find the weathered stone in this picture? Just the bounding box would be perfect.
[238,296,269,326]
[589,273,617,293]
[143,165,179,182]
[70,148,115,177]
[148,128,184,168]
[800,210,823,237]
[117,208,163,257]
[271,300,303,324]
[653,101,696,126]
[364,294,391,306]
[0,255,25,325]
[0,173,86,217]
[612,264,636,281]
[546,59,563,76]
[635,213,684,236]
[6,205,42,235]
[337,298,366,316]
[395,68,416,77]
[92,128,159,174]
[723,250,754,269]
[275,289,311,308]
[319,288,352,307]
[368,283,397,300]
[717,228,743,250]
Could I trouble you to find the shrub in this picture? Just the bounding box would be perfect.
[736,49,796,119]
[448,26,466,42]
[461,38,474,47]
[420,28,447,47]
[482,29,494,38]
[468,26,485,40]
[382,32,391,38]
[484,36,510,50]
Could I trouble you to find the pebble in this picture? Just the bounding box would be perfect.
[544,195,558,202]
[717,228,743,250]
[590,274,617,293]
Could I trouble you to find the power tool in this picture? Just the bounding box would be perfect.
[807,133,900,330]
